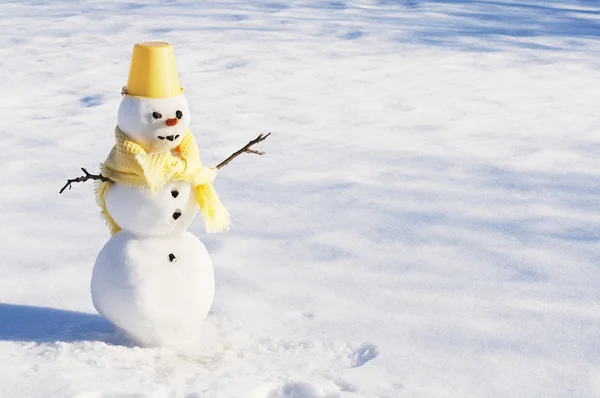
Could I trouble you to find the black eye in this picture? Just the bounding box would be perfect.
[175,110,183,119]
[152,111,162,119]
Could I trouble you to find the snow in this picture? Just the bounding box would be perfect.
[1,0,600,396]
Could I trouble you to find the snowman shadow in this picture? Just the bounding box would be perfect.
[0,302,127,345]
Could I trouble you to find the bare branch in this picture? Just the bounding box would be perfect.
[59,168,111,194]
[216,132,271,170]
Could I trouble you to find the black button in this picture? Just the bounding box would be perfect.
[172,211,182,220]
[171,190,179,198]
[169,253,176,262]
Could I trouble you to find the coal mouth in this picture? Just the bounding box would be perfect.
[158,134,180,141]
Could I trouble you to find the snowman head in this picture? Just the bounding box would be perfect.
[117,94,190,153]
[118,42,191,153]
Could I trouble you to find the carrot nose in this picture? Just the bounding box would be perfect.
[166,118,178,127]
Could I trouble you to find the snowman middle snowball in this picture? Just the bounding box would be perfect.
[91,42,227,350]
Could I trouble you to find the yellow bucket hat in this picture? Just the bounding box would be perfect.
[122,41,184,98]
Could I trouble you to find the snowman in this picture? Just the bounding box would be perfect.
[90,42,230,350]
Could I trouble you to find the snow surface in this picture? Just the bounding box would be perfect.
[1,0,600,396]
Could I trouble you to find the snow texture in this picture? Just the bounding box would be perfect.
[1,0,600,397]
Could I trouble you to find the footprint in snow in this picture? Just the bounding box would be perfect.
[80,94,104,108]
[351,343,379,367]
[266,379,357,398]
[267,381,321,398]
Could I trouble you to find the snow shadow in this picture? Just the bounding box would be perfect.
[0,303,114,343]
[398,0,600,50]
[11,0,599,52]
[252,0,600,51]
[243,0,600,48]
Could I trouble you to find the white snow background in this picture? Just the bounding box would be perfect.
[1,0,600,396]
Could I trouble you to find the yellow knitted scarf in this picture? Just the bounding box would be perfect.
[95,127,230,235]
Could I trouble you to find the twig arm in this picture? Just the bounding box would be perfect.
[216,132,271,170]
[59,168,111,194]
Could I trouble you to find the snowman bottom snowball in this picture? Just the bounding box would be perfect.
[91,230,215,349]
